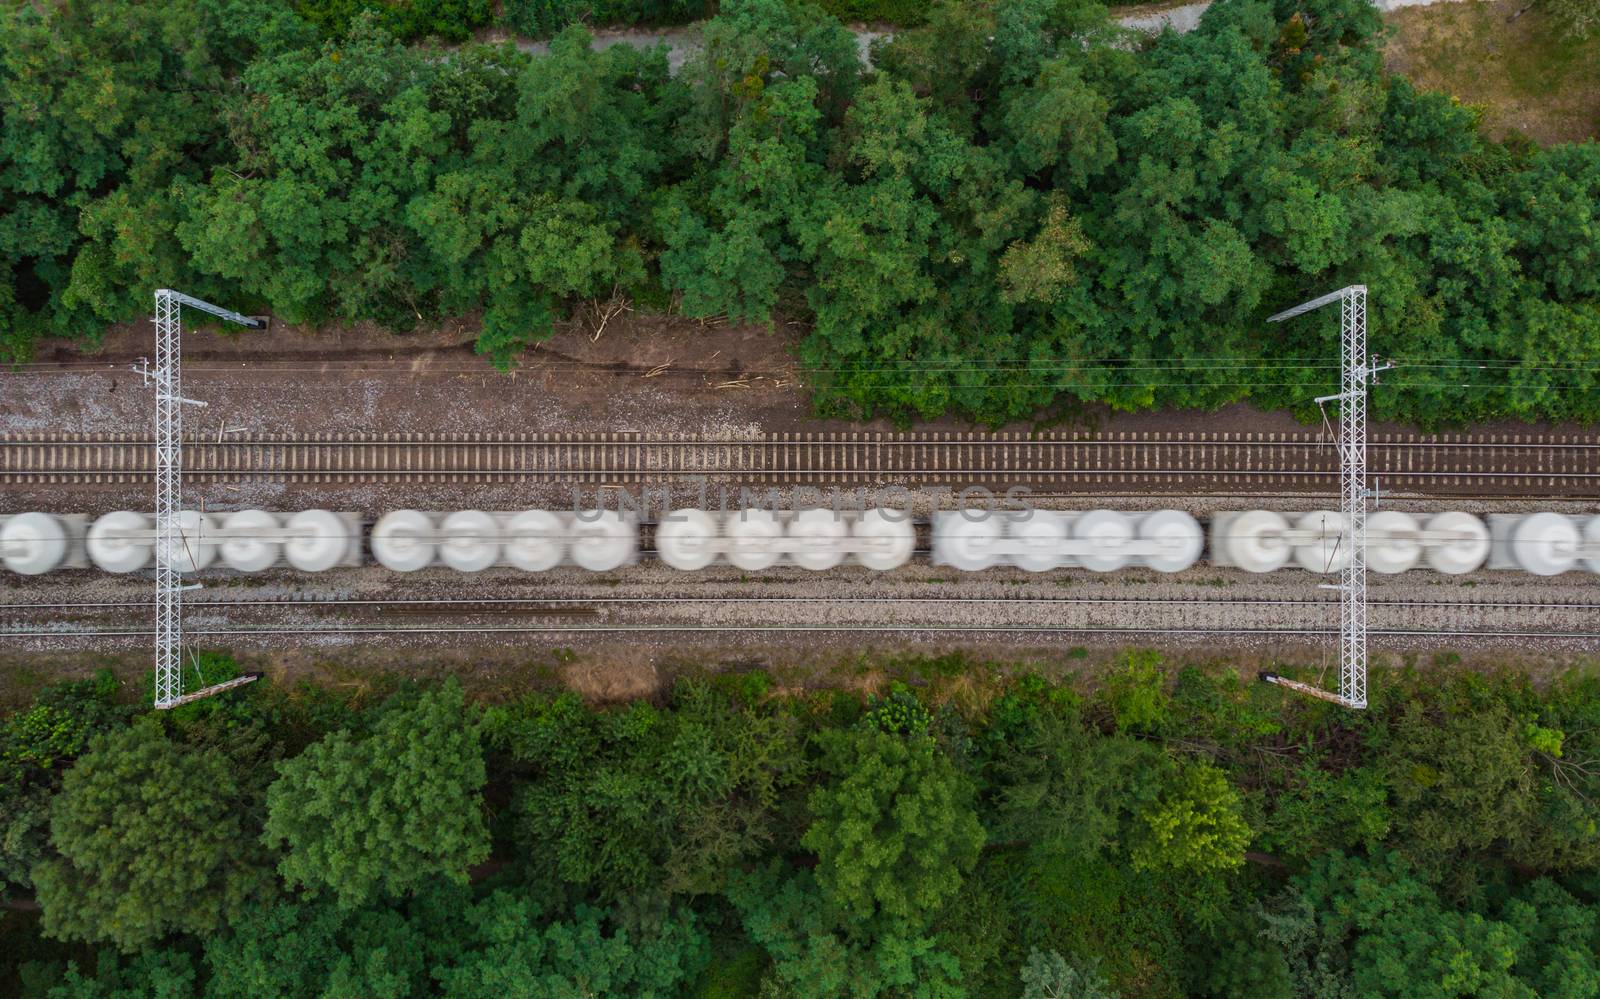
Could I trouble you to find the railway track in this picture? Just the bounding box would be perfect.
[7,594,1597,646]
[6,624,1598,641]
[4,430,1599,494]
[9,595,1600,611]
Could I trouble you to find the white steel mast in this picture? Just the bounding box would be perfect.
[146,290,264,709]
[1261,285,1386,709]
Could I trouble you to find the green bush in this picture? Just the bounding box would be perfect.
[864,682,932,735]
[297,0,494,40]
[501,0,709,37]
[813,0,929,25]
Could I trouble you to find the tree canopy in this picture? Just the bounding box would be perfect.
[262,680,490,908]
[802,726,986,932]
[5,0,1599,427]
[6,659,1600,997]
[32,718,272,951]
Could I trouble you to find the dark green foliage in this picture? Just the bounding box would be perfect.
[410,25,682,367]
[1275,852,1600,998]
[487,680,805,898]
[0,672,126,899]
[726,866,967,997]
[689,938,768,998]
[176,21,515,331]
[501,0,709,38]
[9,0,1600,427]
[10,663,1600,997]
[33,719,274,951]
[296,0,494,42]
[41,948,200,999]
[202,895,431,998]
[1371,676,1600,879]
[432,891,709,997]
[0,0,293,360]
[262,680,490,908]
[811,0,930,28]
[803,726,985,933]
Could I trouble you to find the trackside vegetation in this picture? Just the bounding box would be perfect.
[2,655,1599,997]
[3,0,1599,427]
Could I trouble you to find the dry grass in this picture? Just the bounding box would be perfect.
[1384,0,1600,145]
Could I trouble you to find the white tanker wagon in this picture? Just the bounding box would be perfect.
[1487,512,1600,576]
[370,509,638,573]
[1210,509,1499,575]
[930,508,1205,574]
[62,509,362,574]
[656,508,917,571]
[4,508,1600,579]
[0,512,87,575]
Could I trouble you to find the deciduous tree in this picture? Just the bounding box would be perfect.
[263,680,489,908]
[34,719,272,950]
[802,726,985,932]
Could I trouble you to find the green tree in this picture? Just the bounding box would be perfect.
[295,0,494,42]
[263,680,489,908]
[33,719,272,950]
[1376,698,1538,871]
[802,726,985,932]
[1498,878,1600,999]
[431,891,709,998]
[727,866,967,999]
[1128,762,1251,877]
[1000,57,1117,192]
[656,75,832,325]
[0,671,126,899]
[42,948,199,999]
[1279,851,1581,999]
[491,682,805,898]
[0,0,297,359]
[178,18,520,330]
[977,681,1163,863]
[202,895,431,998]
[410,25,680,366]
[1019,949,1119,999]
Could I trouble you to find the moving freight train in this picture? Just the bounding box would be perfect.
[2,508,1599,578]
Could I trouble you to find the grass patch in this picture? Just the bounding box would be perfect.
[1384,0,1600,145]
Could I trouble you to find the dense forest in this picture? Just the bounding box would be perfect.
[2,653,1599,997]
[3,0,1600,427]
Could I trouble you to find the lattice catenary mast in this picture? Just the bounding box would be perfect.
[1260,286,1387,709]
[145,290,264,709]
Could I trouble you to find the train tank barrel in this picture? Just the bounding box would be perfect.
[1,512,71,575]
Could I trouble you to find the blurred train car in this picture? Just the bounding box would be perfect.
[1487,513,1600,576]
[4,508,1598,578]
[0,512,88,574]
[930,509,1204,573]
[1211,509,1495,575]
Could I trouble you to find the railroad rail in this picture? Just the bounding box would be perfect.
[9,595,1600,611]
[7,594,1597,646]
[6,624,1598,641]
[3,430,1599,494]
